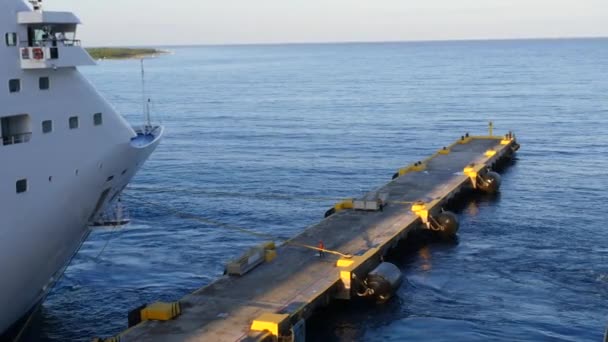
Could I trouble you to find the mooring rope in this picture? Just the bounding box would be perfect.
[127,185,355,203]
[124,193,279,240]
[94,226,123,262]
[122,193,353,258]
[127,185,416,206]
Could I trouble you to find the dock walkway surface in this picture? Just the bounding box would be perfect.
[109,133,519,342]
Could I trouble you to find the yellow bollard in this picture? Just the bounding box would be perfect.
[489,121,494,137]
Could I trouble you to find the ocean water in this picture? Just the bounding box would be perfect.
[31,39,608,341]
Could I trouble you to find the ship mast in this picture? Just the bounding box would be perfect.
[140,59,152,134]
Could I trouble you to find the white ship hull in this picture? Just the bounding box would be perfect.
[0,0,164,334]
[0,128,162,334]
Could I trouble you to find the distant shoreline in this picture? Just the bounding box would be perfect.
[83,37,606,58]
[86,47,169,60]
[89,36,607,50]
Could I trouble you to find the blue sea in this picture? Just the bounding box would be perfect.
[32,39,608,341]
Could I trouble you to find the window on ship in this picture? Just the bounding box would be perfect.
[1,114,31,146]
[8,79,20,93]
[69,116,79,129]
[93,113,103,126]
[16,179,28,194]
[26,24,79,48]
[5,33,17,46]
[39,77,49,90]
[42,120,53,134]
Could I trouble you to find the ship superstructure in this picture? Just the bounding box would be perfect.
[0,0,163,333]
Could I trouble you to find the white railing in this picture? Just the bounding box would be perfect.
[20,46,54,61]
[1,132,32,146]
[19,40,83,61]
[19,42,95,69]
[20,39,82,47]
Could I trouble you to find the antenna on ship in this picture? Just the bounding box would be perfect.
[29,0,43,11]
[140,59,152,134]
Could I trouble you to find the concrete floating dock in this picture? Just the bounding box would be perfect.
[105,131,520,342]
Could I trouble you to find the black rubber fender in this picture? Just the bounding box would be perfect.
[324,207,336,218]
[366,262,403,303]
[477,171,501,194]
[435,211,459,238]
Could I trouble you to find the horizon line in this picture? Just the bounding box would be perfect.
[86,35,608,49]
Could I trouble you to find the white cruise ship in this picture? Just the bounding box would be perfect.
[0,0,163,334]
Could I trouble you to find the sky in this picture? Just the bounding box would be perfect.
[44,0,608,47]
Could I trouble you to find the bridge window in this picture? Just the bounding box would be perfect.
[39,77,49,90]
[69,116,79,129]
[93,112,103,126]
[25,25,79,47]
[9,79,20,93]
[42,120,53,133]
[16,179,28,194]
[1,114,31,146]
[5,33,17,46]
